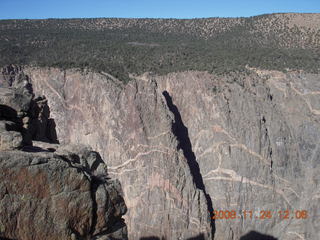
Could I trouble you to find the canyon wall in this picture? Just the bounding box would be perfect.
[0,70,128,240]
[21,67,320,240]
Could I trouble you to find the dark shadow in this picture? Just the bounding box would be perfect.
[47,118,59,143]
[139,234,205,240]
[187,234,205,240]
[21,146,51,152]
[3,121,19,132]
[162,91,205,189]
[29,97,59,144]
[240,231,278,240]
[140,236,165,240]
[162,91,215,238]
[0,106,21,133]
[47,148,56,152]
[0,105,18,121]
[140,237,160,240]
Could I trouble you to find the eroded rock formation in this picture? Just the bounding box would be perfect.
[0,145,127,240]
[0,68,128,240]
[20,67,214,239]
[2,66,319,239]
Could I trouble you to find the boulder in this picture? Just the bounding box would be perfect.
[0,145,127,240]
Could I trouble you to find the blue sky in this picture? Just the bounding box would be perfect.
[0,0,319,19]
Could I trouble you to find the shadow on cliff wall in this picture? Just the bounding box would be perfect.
[0,105,18,121]
[140,233,206,240]
[30,96,59,144]
[18,99,60,152]
[240,231,278,240]
[46,118,59,143]
[162,91,215,238]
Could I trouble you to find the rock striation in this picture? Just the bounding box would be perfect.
[0,68,128,240]
[3,64,320,240]
[20,67,214,239]
[155,70,320,240]
[18,66,320,240]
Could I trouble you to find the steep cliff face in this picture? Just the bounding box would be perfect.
[12,67,320,240]
[155,70,320,240]
[21,68,213,239]
[0,69,128,240]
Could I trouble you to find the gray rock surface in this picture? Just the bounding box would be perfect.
[155,70,320,240]
[0,77,32,149]
[0,66,58,147]
[0,145,127,240]
[0,73,128,240]
[7,67,320,239]
[0,130,23,151]
[24,68,213,239]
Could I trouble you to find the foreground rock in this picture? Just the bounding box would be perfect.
[0,144,127,240]
[0,70,128,240]
[0,67,58,151]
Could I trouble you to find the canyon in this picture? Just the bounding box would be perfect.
[0,12,319,240]
[1,66,317,239]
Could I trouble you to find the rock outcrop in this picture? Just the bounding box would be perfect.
[21,67,213,239]
[0,145,127,240]
[0,69,128,240]
[0,66,58,149]
[19,66,320,240]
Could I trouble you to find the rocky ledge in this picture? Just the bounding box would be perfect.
[0,67,127,240]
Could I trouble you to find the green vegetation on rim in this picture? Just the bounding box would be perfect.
[0,13,319,82]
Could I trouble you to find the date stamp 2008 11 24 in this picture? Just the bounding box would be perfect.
[212,210,308,220]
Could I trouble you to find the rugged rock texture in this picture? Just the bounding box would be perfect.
[0,69,33,150]
[156,70,320,240]
[20,67,320,240]
[22,67,213,239]
[0,145,127,240]
[0,66,58,148]
[0,73,128,240]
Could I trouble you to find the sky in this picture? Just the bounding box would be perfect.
[0,0,319,19]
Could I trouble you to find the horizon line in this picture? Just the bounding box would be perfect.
[0,12,318,21]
